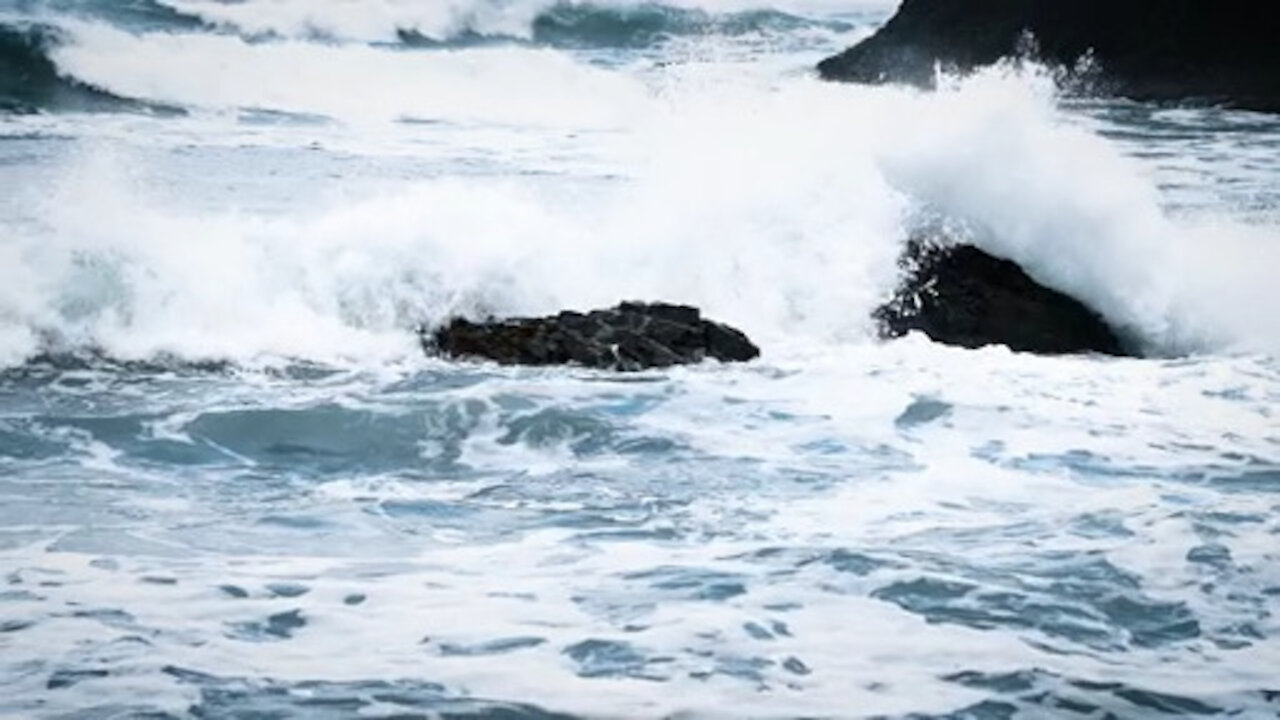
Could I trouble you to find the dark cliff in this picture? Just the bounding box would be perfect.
[818,0,1280,112]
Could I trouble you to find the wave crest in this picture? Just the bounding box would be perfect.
[3,0,856,114]
[0,21,135,112]
[153,0,848,46]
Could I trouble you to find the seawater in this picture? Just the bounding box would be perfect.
[0,1,1278,718]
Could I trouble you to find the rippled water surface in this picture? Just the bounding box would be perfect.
[3,347,1278,718]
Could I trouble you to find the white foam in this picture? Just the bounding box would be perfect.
[4,44,1278,366]
[874,67,1280,354]
[159,0,549,43]
[49,20,648,127]
[152,0,896,43]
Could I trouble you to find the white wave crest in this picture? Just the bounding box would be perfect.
[2,59,1277,366]
[157,0,550,43]
[48,20,647,126]
[151,0,896,42]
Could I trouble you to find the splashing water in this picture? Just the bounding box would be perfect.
[0,1,1278,718]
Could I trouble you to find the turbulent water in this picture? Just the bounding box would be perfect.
[1,0,1279,717]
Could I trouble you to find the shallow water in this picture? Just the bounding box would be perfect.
[1,1,1278,718]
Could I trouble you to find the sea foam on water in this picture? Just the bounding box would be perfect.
[0,2,1277,717]
[5,28,1277,363]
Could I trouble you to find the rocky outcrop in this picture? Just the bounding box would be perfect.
[425,302,760,370]
[873,240,1132,356]
[817,0,1280,113]
[425,256,1128,365]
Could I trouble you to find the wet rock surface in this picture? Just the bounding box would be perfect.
[874,240,1132,356]
[817,0,1280,113]
[426,302,760,370]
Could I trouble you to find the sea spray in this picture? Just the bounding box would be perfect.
[1,2,1278,717]
[47,20,649,126]
[5,56,1277,365]
[151,0,881,44]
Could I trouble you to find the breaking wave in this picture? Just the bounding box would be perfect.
[2,62,1277,367]
[0,21,133,112]
[152,0,855,46]
[0,0,862,114]
[1,0,1275,367]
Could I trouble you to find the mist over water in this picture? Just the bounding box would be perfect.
[1,1,1278,718]
[3,30,1279,362]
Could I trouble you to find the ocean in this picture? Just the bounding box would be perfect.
[1,1,1278,717]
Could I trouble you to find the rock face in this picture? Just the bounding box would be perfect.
[426,302,760,370]
[873,240,1131,356]
[817,0,1280,113]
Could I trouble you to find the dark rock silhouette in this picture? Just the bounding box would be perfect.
[874,240,1132,356]
[426,302,760,370]
[817,0,1280,113]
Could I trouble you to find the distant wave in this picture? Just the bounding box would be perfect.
[153,0,851,46]
[500,4,849,49]
[0,0,854,114]
[29,20,647,123]
[0,21,134,112]
[16,0,208,32]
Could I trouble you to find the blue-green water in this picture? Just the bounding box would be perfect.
[1,1,1278,718]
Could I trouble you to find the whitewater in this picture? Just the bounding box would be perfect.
[1,0,1278,717]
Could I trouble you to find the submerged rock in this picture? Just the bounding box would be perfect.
[874,240,1132,356]
[425,302,760,370]
[817,0,1280,113]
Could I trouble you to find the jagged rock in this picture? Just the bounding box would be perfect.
[425,302,760,370]
[817,0,1280,113]
[874,240,1132,356]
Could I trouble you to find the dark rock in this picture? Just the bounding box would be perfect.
[817,0,1280,113]
[425,302,760,370]
[874,239,1132,356]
